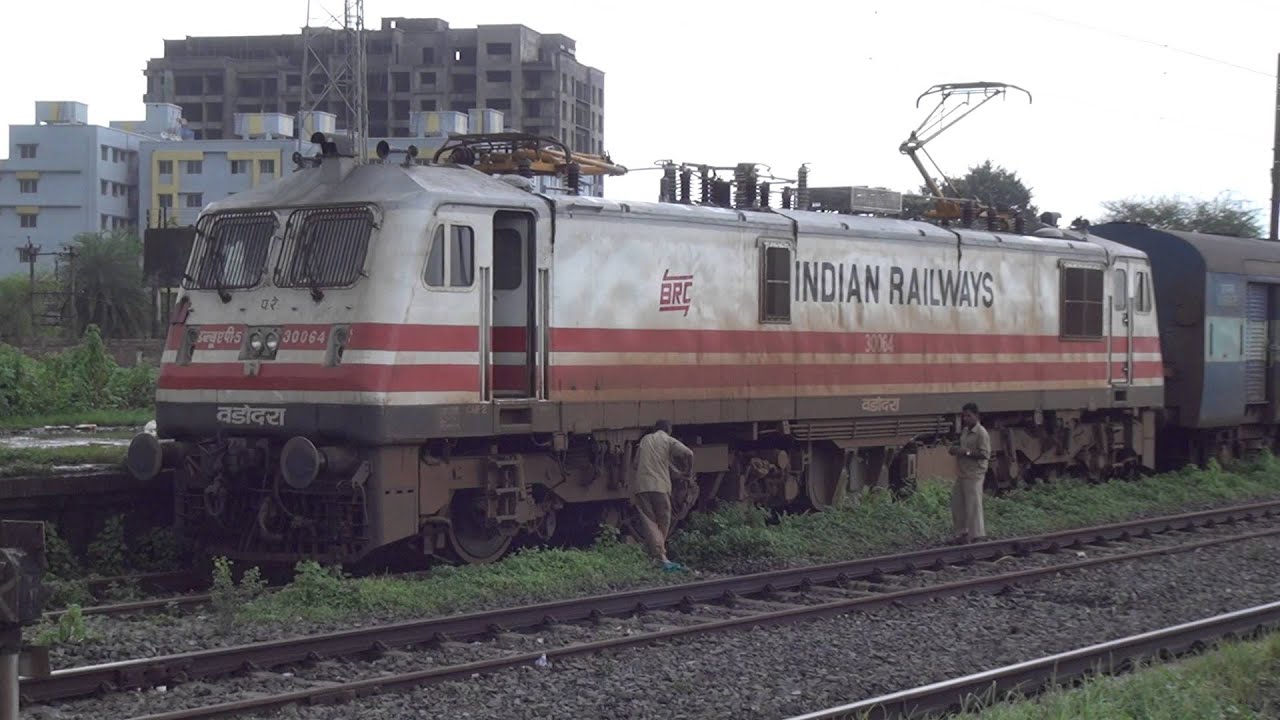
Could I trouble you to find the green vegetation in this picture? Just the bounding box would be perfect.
[0,408,154,432]
[964,630,1280,719]
[0,445,128,477]
[672,456,1280,574]
[0,230,152,342]
[241,525,665,624]
[39,517,185,611]
[0,322,155,473]
[33,605,93,648]
[0,324,156,422]
[226,456,1280,626]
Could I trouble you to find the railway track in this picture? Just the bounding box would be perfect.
[21,498,1280,718]
[785,599,1280,719]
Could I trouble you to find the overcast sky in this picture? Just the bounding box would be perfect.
[4,0,1277,225]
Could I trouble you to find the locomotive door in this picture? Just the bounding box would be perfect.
[489,210,538,399]
[1110,260,1134,388]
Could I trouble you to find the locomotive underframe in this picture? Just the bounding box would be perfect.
[162,400,1161,566]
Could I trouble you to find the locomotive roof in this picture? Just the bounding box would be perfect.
[195,161,1148,265]
[555,193,1141,261]
[199,158,535,216]
[1090,222,1280,276]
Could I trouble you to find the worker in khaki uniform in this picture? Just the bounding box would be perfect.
[948,402,992,544]
[632,419,694,572]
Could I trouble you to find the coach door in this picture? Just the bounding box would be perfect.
[1110,260,1134,389]
[1244,282,1271,406]
[488,210,538,400]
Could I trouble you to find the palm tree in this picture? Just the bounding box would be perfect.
[68,231,150,338]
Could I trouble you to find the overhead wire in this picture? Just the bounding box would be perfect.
[1012,6,1276,79]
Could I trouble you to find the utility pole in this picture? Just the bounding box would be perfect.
[1271,52,1279,241]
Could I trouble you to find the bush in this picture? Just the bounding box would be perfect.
[0,324,156,417]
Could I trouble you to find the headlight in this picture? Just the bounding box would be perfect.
[265,332,280,352]
[249,332,264,353]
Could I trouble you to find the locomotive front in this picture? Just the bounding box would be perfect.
[124,155,447,565]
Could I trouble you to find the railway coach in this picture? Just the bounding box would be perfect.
[127,134,1164,567]
[1091,222,1280,468]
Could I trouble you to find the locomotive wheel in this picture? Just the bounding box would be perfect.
[446,492,513,565]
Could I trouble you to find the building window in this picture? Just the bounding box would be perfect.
[259,159,276,175]
[419,71,437,86]
[183,160,202,174]
[486,42,512,56]
[419,99,437,111]
[113,149,122,163]
[101,180,109,195]
[392,72,410,92]
[486,98,511,111]
[19,179,37,194]
[1060,264,1105,339]
[486,70,511,83]
[18,144,36,159]
[102,215,110,230]
[231,160,250,175]
[20,214,37,228]
[183,193,204,208]
[760,243,792,323]
[421,47,435,64]
[158,194,174,209]
[158,160,174,175]
[101,145,110,161]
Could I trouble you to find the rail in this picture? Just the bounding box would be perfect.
[20,498,1280,713]
[784,600,1280,719]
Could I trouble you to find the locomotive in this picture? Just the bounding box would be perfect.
[125,131,1276,568]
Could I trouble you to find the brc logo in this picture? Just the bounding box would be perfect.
[659,269,694,316]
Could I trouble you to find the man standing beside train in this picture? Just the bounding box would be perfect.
[949,402,991,544]
[633,419,695,572]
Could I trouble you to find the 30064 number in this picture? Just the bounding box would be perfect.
[281,328,328,346]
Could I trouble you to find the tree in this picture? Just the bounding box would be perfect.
[68,230,150,338]
[919,160,1037,212]
[1098,192,1263,238]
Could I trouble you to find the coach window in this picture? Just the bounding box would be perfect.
[760,242,792,323]
[1060,263,1104,339]
[425,224,475,288]
[1112,269,1127,310]
[1135,271,1152,313]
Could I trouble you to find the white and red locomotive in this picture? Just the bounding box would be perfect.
[127,134,1163,566]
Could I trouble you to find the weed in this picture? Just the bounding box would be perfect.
[33,605,92,647]
[86,515,128,577]
[209,556,267,630]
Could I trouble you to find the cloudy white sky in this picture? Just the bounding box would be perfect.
[3,0,1277,225]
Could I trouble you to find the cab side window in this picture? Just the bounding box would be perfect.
[425,224,475,288]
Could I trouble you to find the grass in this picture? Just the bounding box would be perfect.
[0,445,127,477]
[231,454,1280,627]
[0,407,152,432]
[240,526,665,624]
[669,455,1280,574]
[961,630,1280,719]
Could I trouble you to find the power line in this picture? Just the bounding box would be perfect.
[1017,7,1276,79]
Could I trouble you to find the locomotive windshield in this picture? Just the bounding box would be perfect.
[183,210,277,290]
[273,205,376,289]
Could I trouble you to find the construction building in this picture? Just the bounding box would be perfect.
[141,17,606,157]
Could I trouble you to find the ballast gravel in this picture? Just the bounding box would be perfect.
[29,529,1280,720]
